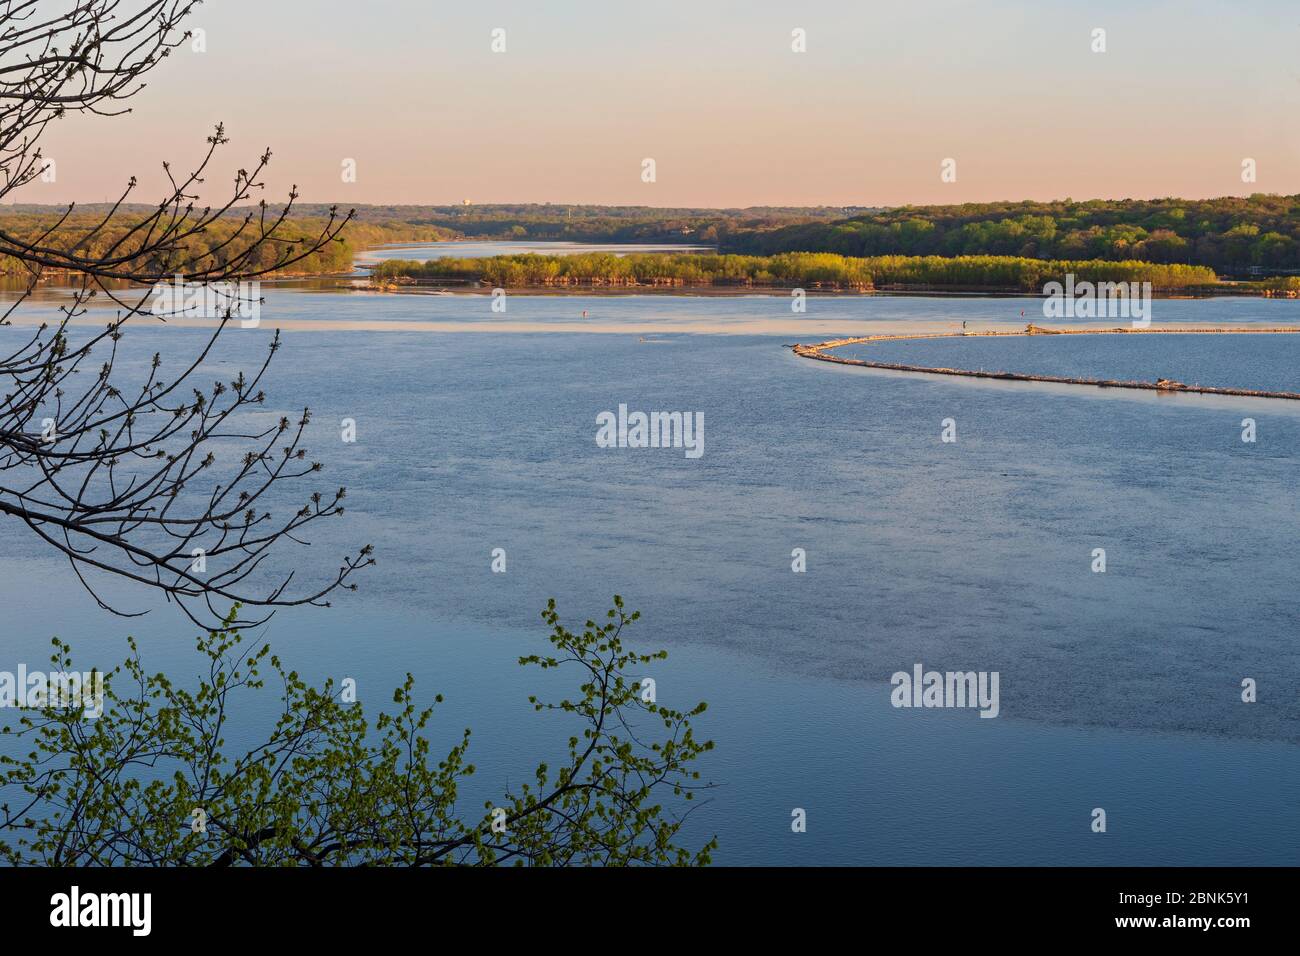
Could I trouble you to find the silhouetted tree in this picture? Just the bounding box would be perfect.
[0,1,372,627]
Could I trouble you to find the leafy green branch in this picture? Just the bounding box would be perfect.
[0,597,715,866]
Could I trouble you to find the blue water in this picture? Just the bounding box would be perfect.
[1,288,1297,865]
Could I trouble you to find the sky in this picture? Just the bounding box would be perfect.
[20,0,1300,208]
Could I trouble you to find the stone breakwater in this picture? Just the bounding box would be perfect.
[791,325,1300,401]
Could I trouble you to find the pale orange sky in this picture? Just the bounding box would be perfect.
[20,0,1300,208]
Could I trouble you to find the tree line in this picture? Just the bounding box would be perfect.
[286,203,846,245]
[720,195,1300,275]
[371,251,1218,291]
[0,210,453,277]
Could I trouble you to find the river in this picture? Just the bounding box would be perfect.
[1,242,1296,864]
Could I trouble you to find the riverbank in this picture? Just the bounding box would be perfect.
[360,278,1292,300]
[361,249,1300,298]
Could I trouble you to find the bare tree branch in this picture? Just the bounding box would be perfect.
[0,1,372,627]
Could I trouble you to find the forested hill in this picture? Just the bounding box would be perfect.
[10,198,1300,278]
[284,203,849,244]
[2,203,851,250]
[719,195,1300,276]
[0,209,454,276]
